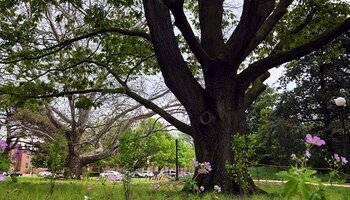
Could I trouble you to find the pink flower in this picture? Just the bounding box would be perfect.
[214,185,221,193]
[197,161,212,174]
[200,186,205,192]
[0,141,7,149]
[0,174,6,182]
[306,134,325,146]
[334,154,340,161]
[192,160,199,167]
[341,156,348,165]
[305,150,311,158]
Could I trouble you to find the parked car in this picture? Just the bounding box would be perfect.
[99,171,124,179]
[160,170,176,177]
[4,171,22,176]
[37,171,54,177]
[142,171,154,178]
[132,172,144,178]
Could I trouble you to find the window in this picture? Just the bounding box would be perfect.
[25,163,28,169]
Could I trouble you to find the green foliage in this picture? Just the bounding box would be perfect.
[32,137,68,172]
[0,156,11,173]
[226,133,257,190]
[277,168,323,200]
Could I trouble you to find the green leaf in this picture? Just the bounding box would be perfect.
[283,179,299,199]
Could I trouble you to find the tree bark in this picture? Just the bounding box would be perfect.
[189,85,263,194]
[66,130,82,179]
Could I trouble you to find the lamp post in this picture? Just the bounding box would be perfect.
[334,97,350,182]
[175,138,179,181]
[172,133,179,181]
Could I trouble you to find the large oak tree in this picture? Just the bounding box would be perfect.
[0,0,349,194]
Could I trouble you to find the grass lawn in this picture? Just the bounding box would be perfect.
[0,176,349,200]
[249,166,348,184]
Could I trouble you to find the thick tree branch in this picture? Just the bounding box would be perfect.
[198,0,225,57]
[44,103,71,124]
[240,17,350,89]
[225,0,275,70]
[44,103,65,129]
[243,72,270,110]
[242,0,293,60]
[88,59,193,135]
[143,0,206,118]
[163,0,212,67]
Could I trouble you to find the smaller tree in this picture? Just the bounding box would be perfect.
[115,119,195,171]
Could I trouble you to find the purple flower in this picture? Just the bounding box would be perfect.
[0,141,7,149]
[0,174,6,182]
[203,162,212,172]
[214,185,221,193]
[334,154,340,161]
[192,160,199,167]
[341,156,348,165]
[305,150,311,158]
[200,186,205,192]
[306,134,325,146]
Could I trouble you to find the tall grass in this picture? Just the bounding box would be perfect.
[0,177,349,200]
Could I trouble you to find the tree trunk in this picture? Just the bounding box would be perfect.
[66,131,82,179]
[190,90,263,194]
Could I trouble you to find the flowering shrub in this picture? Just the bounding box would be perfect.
[277,133,347,200]
[183,160,213,193]
[326,153,348,184]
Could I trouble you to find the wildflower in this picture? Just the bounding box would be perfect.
[198,161,212,174]
[290,154,297,160]
[214,185,221,193]
[203,162,212,172]
[0,141,7,149]
[84,195,89,200]
[192,160,199,167]
[334,154,340,161]
[200,186,205,192]
[0,174,6,182]
[305,150,311,158]
[306,134,325,146]
[341,156,348,165]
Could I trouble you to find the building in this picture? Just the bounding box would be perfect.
[9,147,33,174]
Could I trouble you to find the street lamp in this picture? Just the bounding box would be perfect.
[334,97,350,182]
[172,134,179,181]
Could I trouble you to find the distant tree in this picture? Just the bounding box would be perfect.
[277,31,350,171]
[10,92,176,179]
[115,119,195,171]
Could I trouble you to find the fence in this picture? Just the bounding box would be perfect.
[250,164,350,185]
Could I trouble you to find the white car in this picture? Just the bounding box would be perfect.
[37,171,53,177]
[99,171,124,179]
[160,170,176,177]
[142,171,154,178]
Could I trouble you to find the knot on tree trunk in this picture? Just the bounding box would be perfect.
[200,111,215,125]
